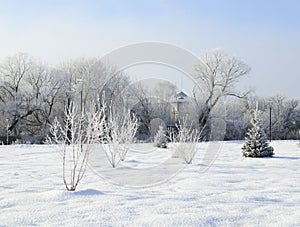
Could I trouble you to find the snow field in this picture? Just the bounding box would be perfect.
[0,141,300,226]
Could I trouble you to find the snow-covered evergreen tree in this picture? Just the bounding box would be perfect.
[242,107,274,158]
[154,125,167,148]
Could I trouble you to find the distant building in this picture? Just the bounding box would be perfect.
[170,91,194,126]
[132,90,197,140]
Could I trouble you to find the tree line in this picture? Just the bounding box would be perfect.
[0,51,298,144]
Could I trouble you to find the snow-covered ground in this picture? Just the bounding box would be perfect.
[0,141,300,226]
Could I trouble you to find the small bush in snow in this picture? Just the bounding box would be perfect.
[103,108,139,167]
[242,107,274,158]
[168,120,202,164]
[154,125,167,148]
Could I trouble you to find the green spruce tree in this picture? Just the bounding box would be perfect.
[242,107,274,158]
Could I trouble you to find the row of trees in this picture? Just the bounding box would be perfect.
[0,53,130,143]
[0,51,299,144]
[225,95,300,140]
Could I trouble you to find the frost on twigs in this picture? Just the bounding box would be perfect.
[48,103,105,191]
[168,119,202,164]
[242,107,274,158]
[103,108,139,167]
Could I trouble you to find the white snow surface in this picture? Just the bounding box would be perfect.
[0,141,300,226]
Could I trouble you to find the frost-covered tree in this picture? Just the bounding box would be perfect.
[154,125,167,148]
[116,110,139,161]
[59,57,131,110]
[168,119,202,164]
[0,53,34,139]
[243,95,299,140]
[48,104,105,191]
[242,107,274,158]
[99,101,140,167]
[105,108,139,165]
[193,49,251,131]
[0,53,62,142]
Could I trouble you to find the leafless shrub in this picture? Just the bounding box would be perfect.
[48,104,105,191]
[104,109,139,167]
[168,119,202,164]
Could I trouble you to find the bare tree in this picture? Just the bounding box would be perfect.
[151,80,177,102]
[116,110,139,161]
[168,119,202,164]
[130,82,153,140]
[25,63,62,141]
[245,94,299,140]
[49,104,105,191]
[193,49,251,130]
[0,53,64,142]
[0,53,35,139]
[59,57,130,116]
[268,95,299,139]
[224,98,249,140]
[104,107,139,167]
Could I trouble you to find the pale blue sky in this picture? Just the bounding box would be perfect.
[0,0,299,98]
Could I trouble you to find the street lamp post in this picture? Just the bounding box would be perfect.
[269,105,272,142]
[6,119,9,145]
